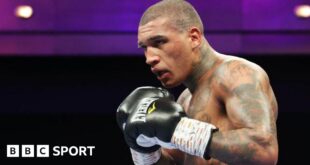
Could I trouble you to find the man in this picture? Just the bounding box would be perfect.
[117,0,278,164]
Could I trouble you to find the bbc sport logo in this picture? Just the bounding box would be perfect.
[6,145,95,158]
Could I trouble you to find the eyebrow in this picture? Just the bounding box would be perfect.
[138,35,167,48]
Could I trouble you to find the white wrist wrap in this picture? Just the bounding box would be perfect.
[130,148,161,165]
[171,117,216,158]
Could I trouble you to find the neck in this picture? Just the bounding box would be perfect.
[184,41,219,93]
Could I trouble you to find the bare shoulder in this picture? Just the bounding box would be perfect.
[214,55,278,117]
[215,55,271,93]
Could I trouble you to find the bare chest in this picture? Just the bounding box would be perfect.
[182,89,232,165]
[185,88,230,127]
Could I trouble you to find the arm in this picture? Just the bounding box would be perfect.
[209,61,278,165]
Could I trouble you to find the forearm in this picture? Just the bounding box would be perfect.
[208,128,278,165]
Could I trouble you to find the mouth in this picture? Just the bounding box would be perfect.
[152,68,170,80]
[155,70,166,77]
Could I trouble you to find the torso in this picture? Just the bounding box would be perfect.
[181,79,231,165]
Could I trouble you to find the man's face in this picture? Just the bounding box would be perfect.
[138,17,195,88]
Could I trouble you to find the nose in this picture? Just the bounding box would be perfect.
[145,48,160,66]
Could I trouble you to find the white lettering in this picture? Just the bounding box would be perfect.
[79,146,87,156]
[87,146,95,156]
[132,98,157,122]
[53,146,60,156]
[69,146,78,156]
[52,146,95,156]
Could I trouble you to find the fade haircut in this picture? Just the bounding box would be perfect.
[139,0,204,32]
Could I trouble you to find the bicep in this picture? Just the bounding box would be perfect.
[219,60,274,131]
[225,82,272,131]
[220,82,278,163]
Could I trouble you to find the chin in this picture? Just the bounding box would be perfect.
[161,80,182,89]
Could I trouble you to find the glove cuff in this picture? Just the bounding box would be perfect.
[171,117,217,158]
[130,148,161,165]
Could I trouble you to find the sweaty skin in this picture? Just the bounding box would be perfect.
[138,16,278,165]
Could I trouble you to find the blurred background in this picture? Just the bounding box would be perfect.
[0,0,309,164]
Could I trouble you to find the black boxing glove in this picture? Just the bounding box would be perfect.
[116,86,175,165]
[124,98,185,152]
[116,86,174,130]
[125,97,217,159]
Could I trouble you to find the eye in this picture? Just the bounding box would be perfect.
[138,44,147,51]
[153,39,167,48]
[141,45,147,51]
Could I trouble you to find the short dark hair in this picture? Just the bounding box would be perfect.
[139,0,204,32]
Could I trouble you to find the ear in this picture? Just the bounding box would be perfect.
[188,27,202,49]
